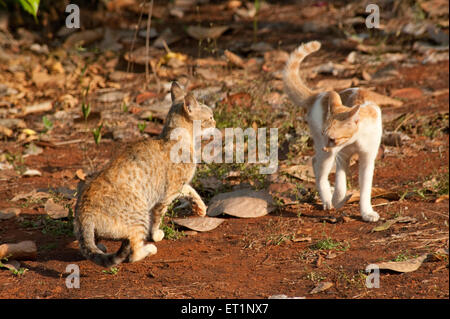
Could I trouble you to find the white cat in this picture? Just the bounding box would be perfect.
[283,41,382,222]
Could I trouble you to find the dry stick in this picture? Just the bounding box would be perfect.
[145,0,154,89]
[0,241,37,260]
[126,1,145,75]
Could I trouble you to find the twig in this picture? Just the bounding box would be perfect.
[126,1,145,75]
[145,0,154,88]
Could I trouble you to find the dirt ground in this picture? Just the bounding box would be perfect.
[0,1,448,299]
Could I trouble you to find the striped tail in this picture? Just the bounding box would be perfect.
[75,221,131,268]
[283,41,321,109]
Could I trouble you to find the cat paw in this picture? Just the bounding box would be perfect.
[322,201,333,210]
[192,201,207,216]
[143,243,157,256]
[129,244,157,263]
[361,210,380,222]
[97,243,107,253]
[152,229,165,242]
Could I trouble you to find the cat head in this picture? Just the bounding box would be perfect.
[170,82,216,129]
[322,91,360,152]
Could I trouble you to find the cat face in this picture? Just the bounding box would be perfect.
[184,96,216,129]
[322,91,360,151]
[170,81,216,129]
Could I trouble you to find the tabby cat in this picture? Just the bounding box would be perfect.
[74,82,215,267]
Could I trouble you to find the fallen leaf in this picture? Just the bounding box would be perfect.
[63,28,104,49]
[186,25,229,40]
[282,164,315,183]
[76,169,86,181]
[292,236,312,243]
[224,50,245,68]
[136,92,157,104]
[435,194,449,203]
[0,208,21,220]
[22,169,42,177]
[309,281,333,294]
[172,216,225,232]
[207,189,275,218]
[45,198,68,219]
[371,219,397,232]
[11,190,50,202]
[375,254,428,273]
[22,101,53,116]
[347,188,399,203]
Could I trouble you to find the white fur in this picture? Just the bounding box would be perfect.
[308,89,382,222]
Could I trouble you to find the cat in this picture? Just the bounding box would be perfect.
[74,82,216,267]
[283,41,382,222]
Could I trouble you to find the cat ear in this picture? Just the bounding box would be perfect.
[348,105,360,123]
[183,93,198,116]
[171,82,184,102]
[328,91,343,114]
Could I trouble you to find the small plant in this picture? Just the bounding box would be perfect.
[161,219,184,240]
[138,122,147,133]
[42,115,53,132]
[311,237,349,251]
[306,271,326,283]
[121,102,128,113]
[266,233,294,246]
[102,267,119,275]
[20,207,74,237]
[0,258,29,277]
[92,123,103,145]
[81,102,91,121]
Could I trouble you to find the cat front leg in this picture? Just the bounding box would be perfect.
[150,202,169,242]
[180,184,207,216]
[358,152,379,222]
[332,152,352,209]
[313,150,335,210]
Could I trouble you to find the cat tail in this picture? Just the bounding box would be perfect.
[283,41,321,109]
[76,223,131,268]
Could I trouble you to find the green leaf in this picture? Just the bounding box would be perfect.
[18,0,40,19]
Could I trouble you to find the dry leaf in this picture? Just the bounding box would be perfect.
[172,216,225,232]
[309,281,333,294]
[76,169,86,181]
[45,199,68,219]
[435,194,449,203]
[0,208,21,220]
[63,28,104,49]
[11,190,50,202]
[207,189,275,218]
[292,237,312,242]
[347,187,399,203]
[375,254,428,273]
[22,169,42,177]
[186,25,229,40]
[282,164,315,183]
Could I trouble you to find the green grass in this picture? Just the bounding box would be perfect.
[20,208,74,237]
[311,237,350,251]
[102,267,119,275]
[161,220,185,240]
[0,258,29,277]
